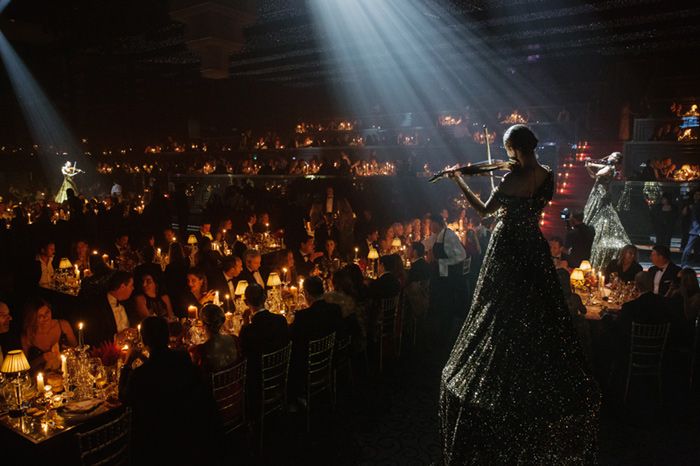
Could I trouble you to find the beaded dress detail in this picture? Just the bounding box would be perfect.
[583,170,631,269]
[440,168,599,465]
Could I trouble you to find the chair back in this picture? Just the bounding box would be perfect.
[76,408,131,466]
[405,279,430,318]
[211,359,247,435]
[308,332,336,396]
[334,335,352,367]
[261,342,292,416]
[629,322,670,374]
[377,295,400,339]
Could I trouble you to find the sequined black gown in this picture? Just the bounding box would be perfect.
[440,168,599,465]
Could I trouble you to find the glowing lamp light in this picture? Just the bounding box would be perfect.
[267,273,282,288]
[234,280,249,296]
[579,261,592,272]
[391,238,402,248]
[58,257,73,269]
[187,235,198,245]
[570,269,585,289]
[1,350,30,374]
[367,248,379,260]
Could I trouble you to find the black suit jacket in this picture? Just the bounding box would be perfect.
[82,294,121,347]
[369,272,402,300]
[617,292,670,344]
[648,262,681,297]
[408,258,431,284]
[314,225,340,248]
[238,267,269,289]
[293,250,317,278]
[208,270,239,297]
[565,224,595,268]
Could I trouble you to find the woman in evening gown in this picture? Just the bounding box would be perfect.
[583,152,631,270]
[439,125,599,465]
[54,161,83,203]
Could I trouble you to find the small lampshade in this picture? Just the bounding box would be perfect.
[570,268,585,283]
[579,260,592,272]
[367,248,379,260]
[267,273,282,287]
[58,257,73,269]
[234,280,249,296]
[391,238,402,248]
[1,350,30,374]
[187,235,198,245]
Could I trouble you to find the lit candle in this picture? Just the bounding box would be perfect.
[61,354,67,378]
[37,372,45,393]
[78,322,84,347]
[354,247,359,260]
[225,293,231,312]
[299,278,304,290]
[156,248,161,257]
[74,264,80,279]
[214,291,220,306]
[137,324,141,341]
[102,254,109,264]
[187,305,198,320]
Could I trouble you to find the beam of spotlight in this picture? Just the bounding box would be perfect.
[0,0,11,14]
[0,29,89,190]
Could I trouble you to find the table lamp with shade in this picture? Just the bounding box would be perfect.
[1,350,31,417]
[570,268,585,290]
[266,273,282,310]
[367,248,379,278]
[234,280,249,313]
[187,235,198,246]
[579,260,592,273]
[391,238,402,249]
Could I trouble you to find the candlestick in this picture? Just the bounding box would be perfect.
[61,354,67,379]
[225,294,231,312]
[137,324,141,341]
[78,322,84,347]
[74,264,80,279]
[354,247,359,261]
[214,291,220,306]
[37,372,45,393]
[187,305,198,320]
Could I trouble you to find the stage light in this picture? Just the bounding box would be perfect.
[0,0,11,14]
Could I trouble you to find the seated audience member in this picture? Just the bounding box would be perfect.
[666,267,700,348]
[134,273,174,321]
[71,239,97,277]
[604,244,643,283]
[358,227,380,261]
[565,212,594,268]
[294,236,323,278]
[239,284,289,413]
[0,301,20,355]
[549,236,569,271]
[35,240,56,289]
[278,249,298,285]
[407,241,431,284]
[180,267,216,310]
[318,238,342,277]
[239,249,268,288]
[165,242,189,314]
[21,297,77,372]
[84,271,135,347]
[190,304,240,373]
[119,317,219,466]
[208,256,243,298]
[648,244,681,296]
[290,276,343,397]
[323,268,365,352]
[616,271,670,344]
[369,255,402,301]
[196,236,222,277]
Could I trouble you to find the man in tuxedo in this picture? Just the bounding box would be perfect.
[369,255,402,302]
[194,221,213,243]
[83,271,134,347]
[294,236,323,279]
[208,256,243,299]
[565,212,594,268]
[119,317,218,466]
[238,250,268,288]
[549,236,570,271]
[241,212,257,235]
[239,284,289,416]
[407,241,431,284]
[649,244,681,297]
[35,240,56,289]
[289,276,343,397]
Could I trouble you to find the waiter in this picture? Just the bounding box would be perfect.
[426,213,467,338]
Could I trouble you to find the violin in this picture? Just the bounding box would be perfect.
[428,160,512,183]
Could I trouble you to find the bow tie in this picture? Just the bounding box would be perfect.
[227,278,236,283]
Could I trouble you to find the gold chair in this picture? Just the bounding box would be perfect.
[305,332,336,432]
[211,359,247,437]
[624,322,670,404]
[259,342,292,449]
[76,408,131,466]
[375,295,401,372]
[332,335,352,404]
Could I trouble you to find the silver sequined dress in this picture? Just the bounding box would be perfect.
[440,168,599,465]
[583,172,631,270]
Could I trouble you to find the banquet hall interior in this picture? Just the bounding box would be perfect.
[0,0,700,464]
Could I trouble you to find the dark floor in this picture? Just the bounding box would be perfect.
[244,331,700,466]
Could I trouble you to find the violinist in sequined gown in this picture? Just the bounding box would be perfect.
[583,152,631,269]
[439,125,599,465]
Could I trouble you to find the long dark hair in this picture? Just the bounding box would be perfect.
[616,245,638,267]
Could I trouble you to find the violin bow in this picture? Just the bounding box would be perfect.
[483,125,495,194]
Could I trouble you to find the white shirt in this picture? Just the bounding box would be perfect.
[223,272,237,296]
[653,264,668,295]
[37,255,54,289]
[107,293,129,333]
[435,228,467,277]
